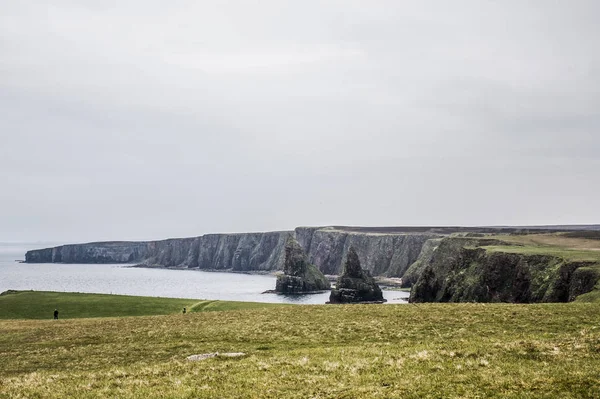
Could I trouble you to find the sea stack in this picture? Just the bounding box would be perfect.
[275,235,331,294]
[329,247,385,303]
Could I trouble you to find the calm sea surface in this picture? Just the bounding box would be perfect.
[0,243,409,304]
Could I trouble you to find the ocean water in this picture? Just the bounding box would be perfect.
[0,243,409,304]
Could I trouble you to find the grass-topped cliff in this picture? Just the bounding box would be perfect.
[409,232,600,303]
[0,291,599,398]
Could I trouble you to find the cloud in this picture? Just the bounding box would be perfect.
[0,0,599,241]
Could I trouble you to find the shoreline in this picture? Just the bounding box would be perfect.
[130,264,279,276]
[133,265,410,290]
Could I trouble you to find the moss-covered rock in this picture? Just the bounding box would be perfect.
[401,238,442,288]
[409,237,600,303]
[275,236,330,294]
[569,266,600,301]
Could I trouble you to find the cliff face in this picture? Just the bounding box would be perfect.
[24,234,288,270]
[141,232,288,271]
[24,227,438,277]
[24,242,149,264]
[401,238,442,287]
[296,227,437,277]
[409,237,600,303]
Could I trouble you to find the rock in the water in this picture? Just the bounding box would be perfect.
[329,247,385,303]
[275,236,331,293]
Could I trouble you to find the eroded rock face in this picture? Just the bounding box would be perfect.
[275,236,330,293]
[24,227,438,277]
[329,247,385,303]
[408,237,600,303]
[25,233,289,271]
[401,238,443,288]
[296,227,436,276]
[24,242,150,264]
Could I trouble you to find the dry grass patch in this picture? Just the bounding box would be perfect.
[1,303,599,398]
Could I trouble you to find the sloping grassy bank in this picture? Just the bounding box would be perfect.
[0,291,285,320]
[0,301,599,398]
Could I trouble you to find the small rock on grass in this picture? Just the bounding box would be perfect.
[186,352,246,361]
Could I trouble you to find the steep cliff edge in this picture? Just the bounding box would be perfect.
[24,242,150,264]
[24,233,289,271]
[401,238,443,287]
[296,227,438,277]
[25,227,439,277]
[409,237,600,303]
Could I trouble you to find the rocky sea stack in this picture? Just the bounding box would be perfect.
[275,236,331,294]
[329,247,385,303]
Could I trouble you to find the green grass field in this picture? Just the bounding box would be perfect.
[0,291,285,320]
[0,291,599,398]
[483,233,600,263]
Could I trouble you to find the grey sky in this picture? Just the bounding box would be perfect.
[1,1,599,242]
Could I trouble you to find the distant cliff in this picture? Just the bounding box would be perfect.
[27,226,599,302]
[25,232,289,272]
[296,227,437,276]
[24,227,441,277]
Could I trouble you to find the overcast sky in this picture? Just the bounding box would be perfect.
[1,1,599,242]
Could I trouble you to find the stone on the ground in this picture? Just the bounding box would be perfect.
[186,352,245,361]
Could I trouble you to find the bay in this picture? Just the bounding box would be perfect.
[0,243,409,304]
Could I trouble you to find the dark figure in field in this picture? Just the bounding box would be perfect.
[53,309,58,320]
[183,307,186,314]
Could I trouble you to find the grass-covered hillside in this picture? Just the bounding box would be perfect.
[0,292,599,398]
[0,291,285,320]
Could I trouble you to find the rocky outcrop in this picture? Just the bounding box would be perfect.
[275,236,330,293]
[329,247,385,303]
[409,237,600,303]
[401,238,442,287]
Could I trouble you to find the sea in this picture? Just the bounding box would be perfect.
[0,243,409,305]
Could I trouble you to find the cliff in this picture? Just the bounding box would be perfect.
[409,237,600,303]
[401,238,442,287]
[25,232,289,272]
[23,227,600,302]
[296,227,437,276]
[24,242,150,264]
[24,227,440,277]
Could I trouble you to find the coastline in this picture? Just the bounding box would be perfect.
[130,263,279,276]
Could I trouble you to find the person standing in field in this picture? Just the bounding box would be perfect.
[53,309,58,320]
[183,307,186,314]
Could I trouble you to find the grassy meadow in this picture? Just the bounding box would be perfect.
[1,291,599,398]
[483,232,600,263]
[0,291,285,320]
